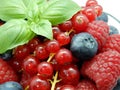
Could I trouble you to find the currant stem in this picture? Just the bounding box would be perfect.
[47,53,55,62]
[24,85,29,90]
[50,71,60,90]
[105,12,120,24]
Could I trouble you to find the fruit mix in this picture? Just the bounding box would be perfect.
[0,0,120,90]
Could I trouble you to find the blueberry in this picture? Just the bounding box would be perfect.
[109,25,119,35]
[96,12,108,22]
[113,79,120,90]
[0,81,23,90]
[0,50,13,60]
[70,32,98,61]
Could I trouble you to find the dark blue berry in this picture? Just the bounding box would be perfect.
[113,79,120,90]
[96,12,108,22]
[0,50,13,60]
[109,25,119,35]
[70,32,98,61]
[0,81,23,90]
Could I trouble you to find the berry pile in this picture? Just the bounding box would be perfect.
[0,0,120,90]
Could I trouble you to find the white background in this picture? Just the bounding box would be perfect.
[73,0,120,32]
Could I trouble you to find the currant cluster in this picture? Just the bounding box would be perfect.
[0,0,106,90]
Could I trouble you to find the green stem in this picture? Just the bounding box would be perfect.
[105,12,120,24]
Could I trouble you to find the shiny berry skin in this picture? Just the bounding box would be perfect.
[34,44,49,60]
[37,62,53,79]
[71,13,89,33]
[59,64,80,85]
[60,85,75,90]
[86,0,98,6]
[55,48,72,65]
[58,20,72,32]
[23,55,39,75]
[30,76,51,90]
[45,40,60,53]
[52,26,61,39]
[27,37,40,53]
[56,32,70,46]
[94,4,103,16]
[14,45,30,60]
[82,7,97,22]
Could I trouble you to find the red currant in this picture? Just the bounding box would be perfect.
[30,76,51,90]
[60,85,75,90]
[56,32,70,46]
[37,62,53,79]
[34,44,49,60]
[55,48,72,65]
[71,13,89,33]
[94,4,103,16]
[58,20,72,32]
[86,0,98,6]
[23,55,39,75]
[52,26,61,39]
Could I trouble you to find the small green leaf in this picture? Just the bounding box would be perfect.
[30,19,53,40]
[0,0,27,21]
[40,0,81,25]
[0,19,35,54]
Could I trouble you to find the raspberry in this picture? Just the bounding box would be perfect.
[85,20,109,51]
[81,50,120,90]
[76,79,97,90]
[102,34,120,53]
[0,58,18,84]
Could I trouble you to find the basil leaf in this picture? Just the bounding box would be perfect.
[30,19,53,40]
[0,19,35,54]
[36,0,47,6]
[0,0,27,21]
[40,0,81,25]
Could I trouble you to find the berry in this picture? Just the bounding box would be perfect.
[94,4,103,16]
[85,20,109,51]
[30,76,51,90]
[37,62,53,79]
[0,58,18,84]
[101,34,120,53]
[70,32,98,61]
[58,20,72,32]
[0,49,13,60]
[59,64,80,85]
[109,25,119,35]
[55,48,72,65]
[76,79,97,90]
[60,85,75,90]
[86,0,98,6]
[96,12,108,22]
[71,13,89,33]
[0,81,23,90]
[81,50,120,90]
[52,26,61,39]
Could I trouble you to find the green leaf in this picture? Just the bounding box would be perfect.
[30,19,53,40]
[0,19,35,54]
[0,0,27,21]
[40,0,81,25]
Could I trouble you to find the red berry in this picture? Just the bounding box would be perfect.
[37,62,53,79]
[58,20,72,32]
[14,45,30,60]
[85,20,109,51]
[60,85,75,90]
[71,13,89,33]
[45,39,60,53]
[55,48,72,65]
[34,44,49,60]
[52,26,61,39]
[76,79,97,90]
[94,4,103,16]
[59,64,80,85]
[23,55,39,75]
[0,58,18,84]
[81,50,120,90]
[56,32,70,46]
[82,7,97,22]
[30,76,51,90]
[86,0,98,6]
[101,34,120,53]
